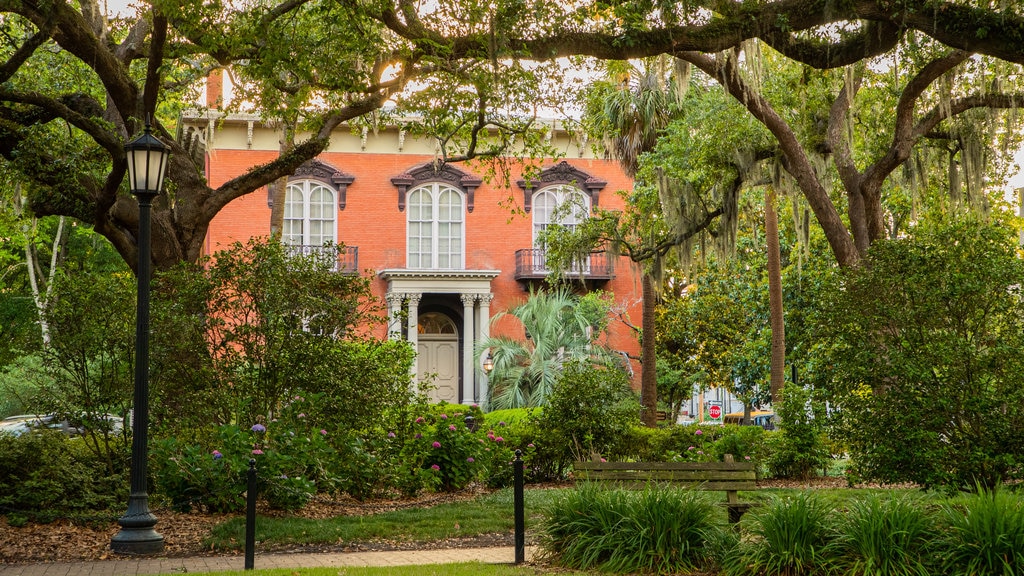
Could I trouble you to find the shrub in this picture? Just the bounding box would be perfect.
[0,431,127,522]
[831,494,937,576]
[530,361,639,480]
[723,492,835,576]
[542,484,723,574]
[765,383,828,479]
[938,486,1024,575]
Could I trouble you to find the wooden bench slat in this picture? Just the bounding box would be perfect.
[574,461,755,472]
[578,470,755,482]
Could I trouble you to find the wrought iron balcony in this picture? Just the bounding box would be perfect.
[513,248,614,282]
[286,245,359,274]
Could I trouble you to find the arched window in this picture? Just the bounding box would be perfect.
[533,184,589,247]
[418,312,458,335]
[283,180,336,247]
[408,183,464,269]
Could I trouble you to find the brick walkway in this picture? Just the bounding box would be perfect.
[0,546,537,576]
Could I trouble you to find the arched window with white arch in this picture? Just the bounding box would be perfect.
[407,183,464,269]
[283,180,336,247]
[532,184,589,247]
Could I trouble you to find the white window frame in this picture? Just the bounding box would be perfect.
[283,179,337,248]
[406,182,465,269]
[532,184,589,246]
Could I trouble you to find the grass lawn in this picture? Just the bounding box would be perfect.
[206,487,567,551]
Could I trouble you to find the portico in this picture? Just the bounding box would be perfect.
[379,269,499,405]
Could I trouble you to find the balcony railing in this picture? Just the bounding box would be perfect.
[514,248,614,281]
[286,245,359,274]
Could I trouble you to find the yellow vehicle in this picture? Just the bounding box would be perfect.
[722,410,775,429]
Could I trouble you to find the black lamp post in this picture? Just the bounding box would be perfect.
[111,124,170,555]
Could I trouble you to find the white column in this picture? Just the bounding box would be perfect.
[385,292,403,340]
[460,294,476,404]
[406,293,421,379]
[478,293,493,406]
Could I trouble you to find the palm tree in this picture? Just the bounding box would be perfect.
[476,287,620,410]
[602,63,676,427]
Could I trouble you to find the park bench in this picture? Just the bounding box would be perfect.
[573,455,757,522]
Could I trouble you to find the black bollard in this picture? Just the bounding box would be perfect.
[514,449,524,564]
[244,458,257,570]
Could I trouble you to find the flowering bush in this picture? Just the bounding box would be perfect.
[399,408,483,491]
[152,394,335,511]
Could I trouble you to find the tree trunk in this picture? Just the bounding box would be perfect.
[766,188,785,404]
[640,272,658,427]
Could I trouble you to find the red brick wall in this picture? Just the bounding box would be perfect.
[205,149,643,384]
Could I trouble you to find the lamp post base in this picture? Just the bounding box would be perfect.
[111,500,164,555]
[111,524,164,555]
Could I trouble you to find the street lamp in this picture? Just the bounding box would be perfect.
[482,351,494,374]
[111,124,170,555]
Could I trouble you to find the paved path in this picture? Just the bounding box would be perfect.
[0,546,538,576]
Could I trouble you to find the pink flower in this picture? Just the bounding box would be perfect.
[495,437,504,443]
[448,425,456,431]
[466,457,475,463]
[320,429,327,435]
[600,458,607,462]
[298,413,306,418]
[432,441,441,448]
[387,431,396,438]
[527,443,535,448]
[695,429,703,435]
[688,446,695,451]
[744,456,751,460]
[415,417,425,423]
[211,450,223,460]
[431,464,440,471]
[440,414,448,420]
[252,449,264,455]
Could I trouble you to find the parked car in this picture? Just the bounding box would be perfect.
[0,413,123,437]
[722,410,776,429]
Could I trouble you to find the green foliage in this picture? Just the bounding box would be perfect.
[810,217,1024,488]
[723,492,835,576]
[831,494,937,576]
[541,484,723,574]
[765,383,828,480]
[938,487,1024,575]
[478,287,621,410]
[529,361,639,479]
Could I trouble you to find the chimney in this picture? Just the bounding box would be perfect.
[206,69,223,110]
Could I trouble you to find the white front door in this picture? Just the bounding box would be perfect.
[417,312,460,404]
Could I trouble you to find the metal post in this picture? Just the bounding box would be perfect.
[245,458,257,570]
[514,449,524,564]
[111,190,163,555]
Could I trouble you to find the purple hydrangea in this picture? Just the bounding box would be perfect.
[431,464,440,471]
[440,414,448,420]
[212,450,223,460]
[388,431,396,438]
[695,429,703,436]
[251,423,266,433]
[448,425,456,431]
[320,429,328,435]
[466,457,475,463]
[415,416,425,423]
[432,441,441,448]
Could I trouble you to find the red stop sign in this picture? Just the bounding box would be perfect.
[709,405,722,419]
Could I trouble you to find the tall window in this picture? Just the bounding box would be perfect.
[283,180,336,247]
[407,183,464,269]
[533,185,589,246]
